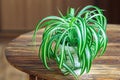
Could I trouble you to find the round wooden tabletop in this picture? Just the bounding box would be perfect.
[5,24,120,80]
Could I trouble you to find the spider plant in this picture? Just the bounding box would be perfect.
[33,5,108,80]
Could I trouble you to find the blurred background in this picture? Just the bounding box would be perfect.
[0,0,120,80]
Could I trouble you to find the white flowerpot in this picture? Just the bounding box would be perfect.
[59,45,81,76]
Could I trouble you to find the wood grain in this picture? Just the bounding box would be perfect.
[5,24,120,80]
[29,75,36,80]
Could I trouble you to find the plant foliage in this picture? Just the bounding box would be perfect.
[33,5,108,80]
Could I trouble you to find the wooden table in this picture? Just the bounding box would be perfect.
[5,24,120,80]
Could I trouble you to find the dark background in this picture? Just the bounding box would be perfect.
[0,0,120,31]
[95,0,120,24]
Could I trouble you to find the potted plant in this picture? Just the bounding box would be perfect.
[33,5,108,80]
